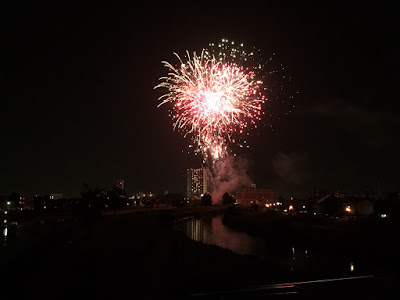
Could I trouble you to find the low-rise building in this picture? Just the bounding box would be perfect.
[236,188,276,206]
[314,194,374,217]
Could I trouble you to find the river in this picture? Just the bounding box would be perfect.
[174,214,365,280]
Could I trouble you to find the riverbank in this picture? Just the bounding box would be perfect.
[3,206,279,299]
[222,207,399,278]
[3,206,397,298]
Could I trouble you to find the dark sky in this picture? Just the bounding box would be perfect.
[1,1,399,197]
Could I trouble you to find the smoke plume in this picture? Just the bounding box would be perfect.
[210,155,252,203]
[272,152,309,185]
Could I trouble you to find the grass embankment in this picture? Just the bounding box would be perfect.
[222,206,399,277]
[222,207,397,245]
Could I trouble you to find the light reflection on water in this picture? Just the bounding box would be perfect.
[2,226,7,247]
[175,215,358,277]
[183,215,270,259]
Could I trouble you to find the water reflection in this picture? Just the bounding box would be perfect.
[176,215,361,278]
[182,215,270,259]
[2,226,7,246]
[177,216,269,258]
[1,219,18,248]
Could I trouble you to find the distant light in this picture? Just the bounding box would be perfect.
[4,211,7,215]
[3,219,7,223]
[378,213,387,218]
[289,205,293,211]
[265,204,270,207]
[345,206,351,212]
[6,202,10,205]
[3,227,7,237]
[350,262,354,272]
[44,206,47,209]
[303,206,306,209]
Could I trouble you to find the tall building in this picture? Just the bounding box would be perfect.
[115,179,125,190]
[186,168,210,198]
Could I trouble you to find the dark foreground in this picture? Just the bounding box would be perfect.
[2,207,398,299]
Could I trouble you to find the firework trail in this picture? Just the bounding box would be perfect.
[155,39,268,161]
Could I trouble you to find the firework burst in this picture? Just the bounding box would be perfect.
[155,39,267,161]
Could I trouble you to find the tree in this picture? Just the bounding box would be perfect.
[107,187,126,213]
[222,192,235,205]
[155,193,185,207]
[201,193,212,206]
[33,195,44,210]
[8,192,20,209]
[80,182,103,218]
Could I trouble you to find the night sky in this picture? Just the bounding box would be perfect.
[2,2,399,197]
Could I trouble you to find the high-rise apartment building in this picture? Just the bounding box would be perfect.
[186,168,210,198]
